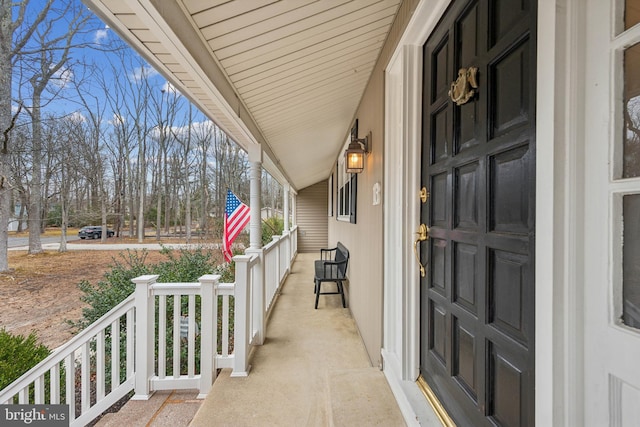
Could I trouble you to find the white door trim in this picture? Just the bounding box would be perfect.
[382,1,450,424]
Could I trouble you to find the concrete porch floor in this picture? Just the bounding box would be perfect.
[97,252,407,426]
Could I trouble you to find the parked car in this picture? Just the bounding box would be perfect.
[78,226,114,239]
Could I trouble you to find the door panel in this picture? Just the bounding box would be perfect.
[420,0,536,425]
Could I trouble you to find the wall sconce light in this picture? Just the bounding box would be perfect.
[344,132,370,174]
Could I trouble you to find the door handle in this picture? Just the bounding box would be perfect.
[413,224,429,277]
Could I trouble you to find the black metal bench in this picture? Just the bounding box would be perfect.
[314,242,349,309]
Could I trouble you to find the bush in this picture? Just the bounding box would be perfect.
[72,247,221,331]
[71,250,152,329]
[0,329,50,391]
[262,216,284,245]
[155,246,216,282]
[213,260,235,283]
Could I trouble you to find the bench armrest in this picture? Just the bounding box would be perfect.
[319,258,348,278]
[320,247,338,260]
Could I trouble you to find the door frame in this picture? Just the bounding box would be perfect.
[382,0,585,425]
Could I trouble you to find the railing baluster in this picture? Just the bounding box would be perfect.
[81,341,90,413]
[188,294,196,377]
[97,329,105,401]
[65,352,75,422]
[126,308,134,378]
[222,294,229,357]
[50,364,59,404]
[158,294,167,379]
[111,320,120,390]
[173,295,181,378]
[18,387,27,404]
[34,375,44,404]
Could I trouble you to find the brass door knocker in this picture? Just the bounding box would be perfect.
[448,67,478,106]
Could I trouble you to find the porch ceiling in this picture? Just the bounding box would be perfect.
[83,0,402,191]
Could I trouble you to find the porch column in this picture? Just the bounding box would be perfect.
[292,193,297,226]
[283,183,290,232]
[247,144,262,250]
[245,143,265,345]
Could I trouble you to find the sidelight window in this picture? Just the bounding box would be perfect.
[618,5,640,329]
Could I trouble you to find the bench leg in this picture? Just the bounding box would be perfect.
[338,281,346,308]
[315,280,321,309]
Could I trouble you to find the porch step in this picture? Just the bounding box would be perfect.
[94,390,201,427]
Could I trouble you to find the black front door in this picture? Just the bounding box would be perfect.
[419,1,536,425]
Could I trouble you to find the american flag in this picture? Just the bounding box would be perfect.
[223,189,250,262]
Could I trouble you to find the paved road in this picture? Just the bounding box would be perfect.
[8,235,79,248]
[8,239,220,251]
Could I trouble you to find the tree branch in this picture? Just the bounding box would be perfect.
[2,103,22,154]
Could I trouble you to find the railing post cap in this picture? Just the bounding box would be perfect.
[198,274,220,283]
[131,274,159,284]
[232,254,253,262]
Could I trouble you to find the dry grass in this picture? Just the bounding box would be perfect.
[0,249,171,349]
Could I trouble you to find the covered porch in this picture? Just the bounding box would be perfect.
[96,253,407,427]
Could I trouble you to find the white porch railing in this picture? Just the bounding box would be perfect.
[0,226,297,426]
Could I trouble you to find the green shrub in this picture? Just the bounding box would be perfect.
[213,261,235,283]
[262,216,284,245]
[155,246,216,282]
[71,250,152,330]
[0,329,50,391]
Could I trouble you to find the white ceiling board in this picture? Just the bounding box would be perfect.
[189,0,278,28]
[220,16,394,76]
[232,27,389,87]
[200,0,327,42]
[206,0,384,53]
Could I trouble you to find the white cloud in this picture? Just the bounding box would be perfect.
[94,25,109,44]
[109,113,126,126]
[161,81,181,96]
[129,66,159,82]
[50,67,73,89]
[66,111,86,124]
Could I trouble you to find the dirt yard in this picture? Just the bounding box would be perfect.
[0,239,219,350]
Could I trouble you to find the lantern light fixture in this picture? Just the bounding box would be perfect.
[344,132,371,174]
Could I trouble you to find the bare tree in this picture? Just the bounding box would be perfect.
[13,2,92,254]
[99,52,138,238]
[101,50,154,242]
[71,67,111,242]
[192,120,214,238]
[54,117,83,252]
[172,104,196,242]
[151,86,179,239]
[0,0,54,270]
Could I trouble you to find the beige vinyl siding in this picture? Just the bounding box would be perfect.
[328,0,420,367]
[297,181,328,253]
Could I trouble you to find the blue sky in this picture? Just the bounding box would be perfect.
[12,0,209,136]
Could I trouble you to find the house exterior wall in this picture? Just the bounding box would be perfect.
[297,181,328,253]
[328,0,421,367]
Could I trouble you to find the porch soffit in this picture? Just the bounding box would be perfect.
[83,0,401,191]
